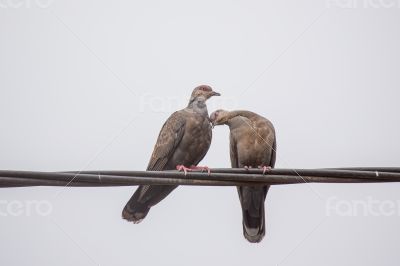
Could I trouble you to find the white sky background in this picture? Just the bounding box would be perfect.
[1,0,400,265]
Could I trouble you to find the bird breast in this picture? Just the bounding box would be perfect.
[171,115,212,167]
[232,122,274,167]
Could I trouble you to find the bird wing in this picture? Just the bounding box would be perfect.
[269,135,277,168]
[146,111,186,171]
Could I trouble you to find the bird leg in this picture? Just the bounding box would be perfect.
[190,165,211,175]
[176,165,192,176]
[258,166,272,175]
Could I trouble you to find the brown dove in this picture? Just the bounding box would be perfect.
[122,85,220,223]
[210,110,276,243]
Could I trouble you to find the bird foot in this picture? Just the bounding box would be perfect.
[190,165,211,175]
[176,165,192,176]
[258,166,272,175]
[244,166,252,170]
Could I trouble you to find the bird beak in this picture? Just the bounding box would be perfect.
[209,113,216,128]
[211,91,221,97]
[210,120,216,129]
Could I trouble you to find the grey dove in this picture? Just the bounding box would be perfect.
[122,85,220,223]
[210,110,276,243]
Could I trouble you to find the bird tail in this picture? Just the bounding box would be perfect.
[122,185,177,223]
[238,186,269,243]
[122,185,151,223]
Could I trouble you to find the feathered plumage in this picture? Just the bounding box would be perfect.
[211,110,276,243]
[122,85,220,223]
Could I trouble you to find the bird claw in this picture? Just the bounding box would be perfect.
[244,166,252,170]
[176,165,192,176]
[190,165,211,176]
[258,166,272,175]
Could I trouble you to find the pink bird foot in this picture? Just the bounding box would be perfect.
[244,166,252,170]
[258,166,272,175]
[190,165,211,175]
[176,165,192,176]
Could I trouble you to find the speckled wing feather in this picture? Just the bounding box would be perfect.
[146,111,186,171]
[269,136,277,168]
[122,111,186,223]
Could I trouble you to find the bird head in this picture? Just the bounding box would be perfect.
[210,109,230,128]
[190,85,221,102]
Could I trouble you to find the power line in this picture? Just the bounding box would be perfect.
[0,168,399,188]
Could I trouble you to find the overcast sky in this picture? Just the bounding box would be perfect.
[1,0,400,265]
